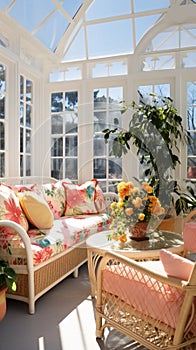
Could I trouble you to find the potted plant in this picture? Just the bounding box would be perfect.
[103,91,190,222]
[0,258,17,321]
[175,181,196,215]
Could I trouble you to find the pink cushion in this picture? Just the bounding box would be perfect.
[102,263,185,330]
[160,249,194,281]
[64,179,104,216]
[183,222,196,252]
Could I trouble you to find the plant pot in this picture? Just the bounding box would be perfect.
[129,222,149,241]
[0,287,7,321]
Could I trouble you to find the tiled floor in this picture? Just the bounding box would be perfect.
[0,263,147,350]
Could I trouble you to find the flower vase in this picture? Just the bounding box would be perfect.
[129,222,149,241]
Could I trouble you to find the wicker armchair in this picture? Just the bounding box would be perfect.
[96,251,196,349]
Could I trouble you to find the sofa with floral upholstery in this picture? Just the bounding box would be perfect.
[0,177,115,314]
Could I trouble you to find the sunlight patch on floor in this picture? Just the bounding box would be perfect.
[59,296,100,350]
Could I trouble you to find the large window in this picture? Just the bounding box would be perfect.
[0,64,6,177]
[51,91,78,180]
[187,81,196,178]
[93,86,123,192]
[20,75,33,176]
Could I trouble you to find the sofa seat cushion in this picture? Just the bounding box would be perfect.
[0,213,110,266]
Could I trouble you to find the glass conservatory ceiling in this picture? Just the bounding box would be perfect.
[0,0,196,63]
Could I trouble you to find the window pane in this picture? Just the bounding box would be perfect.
[93,135,106,156]
[20,102,24,125]
[187,132,196,156]
[65,113,78,133]
[25,155,31,176]
[51,115,63,134]
[26,80,32,102]
[0,122,4,149]
[109,110,122,129]
[94,89,107,110]
[51,93,63,112]
[0,94,5,119]
[0,153,5,177]
[0,65,6,91]
[187,107,196,130]
[109,88,123,111]
[93,158,106,179]
[94,112,107,132]
[109,158,122,179]
[65,158,77,179]
[65,92,78,111]
[65,136,77,156]
[51,158,63,179]
[20,128,23,153]
[26,105,32,127]
[51,137,63,156]
[20,75,24,99]
[26,130,31,153]
[187,158,196,179]
[20,155,23,177]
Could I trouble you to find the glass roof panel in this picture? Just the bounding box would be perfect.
[61,0,84,19]
[35,10,69,52]
[87,19,133,58]
[150,27,179,51]
[148,24,196,52]
[62,27,86,62]
[135,14,161,45]
[0,0,13,10]
[181,24,196,47]
[8,0,55,33]
[86,0,131,20]
[134,0,170,12]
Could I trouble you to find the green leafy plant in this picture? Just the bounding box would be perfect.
[0,258,17,292]
[174,182,196,215]
[103,92,191,215]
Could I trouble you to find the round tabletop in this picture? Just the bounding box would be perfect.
[86,230,184,260]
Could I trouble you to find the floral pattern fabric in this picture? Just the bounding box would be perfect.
[0,213,111,266]
[64,179,105,216]
[0,183,28,231]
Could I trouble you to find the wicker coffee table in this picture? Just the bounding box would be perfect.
[86,230,184,297]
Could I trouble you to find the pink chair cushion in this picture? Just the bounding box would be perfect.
[102,262,186,330]
[160,249,194,281]
[183,222,196,252]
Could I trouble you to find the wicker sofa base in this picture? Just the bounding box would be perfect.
[7,242,87,313]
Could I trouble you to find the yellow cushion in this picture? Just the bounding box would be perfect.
[18,192,54,229]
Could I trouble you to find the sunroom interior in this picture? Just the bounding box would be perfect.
[1,1,196,350]
[0,0,196,191]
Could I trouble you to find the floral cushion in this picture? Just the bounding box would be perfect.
[93,181,106,213]
[64,179,101,216]
[0,183,28,231]
[13,183,44,197]
[42,182,66,219]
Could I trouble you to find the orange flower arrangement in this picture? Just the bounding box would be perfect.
[109,181,165,242]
